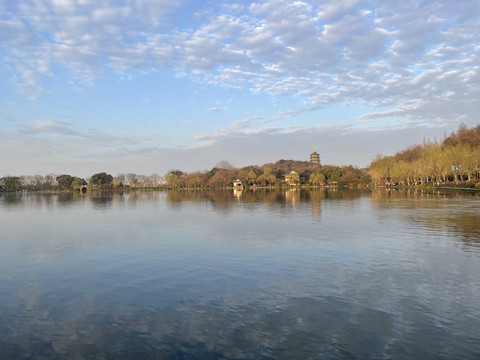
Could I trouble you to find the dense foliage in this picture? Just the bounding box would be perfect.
[0,174,58,192]
[163,161,369,189]
[0,162,368,192]
[56,175,86,190]
[370,124,480,185]
[0,177,22,192]
[89,172,114,188]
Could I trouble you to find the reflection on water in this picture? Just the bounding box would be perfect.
[3,293,474,359]
[0,189,480,359]
[370,189,480,244]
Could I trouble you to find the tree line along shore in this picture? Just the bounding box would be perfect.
[1,123,480,192]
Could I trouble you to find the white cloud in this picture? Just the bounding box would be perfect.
[92,7,131,22]
[318,0,360,21]
[51,0,76,13]
[20,119,79,136]
[0,19,34,46]
[207,107,228,112]
[0,0,478,129]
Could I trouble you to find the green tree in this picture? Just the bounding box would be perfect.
[458,144,477,181]
[238,166,258,185]
[309,169,325,186]
[369,155,394,184]
[391,160,412,184]
[90,172,113,188]
[0,176,22,191]
[329,167,343,184]
[165,170,184,188]
[361,174,372,185]
[257,164,276,186]
[56,175,74,190]
[71,177,86,190]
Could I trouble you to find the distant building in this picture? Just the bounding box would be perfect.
[310,147,320,165]
[233,179,244,189]
[285,171,300,185]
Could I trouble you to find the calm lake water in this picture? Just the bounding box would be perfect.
[1,189,480,359]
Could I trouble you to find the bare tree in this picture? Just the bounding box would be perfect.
[216,160,234,170]
[126,173,138,187]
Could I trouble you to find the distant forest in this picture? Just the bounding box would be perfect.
[1,123,479,191]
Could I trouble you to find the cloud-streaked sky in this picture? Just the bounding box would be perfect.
[1,0,479,177]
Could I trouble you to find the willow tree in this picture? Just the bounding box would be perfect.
[391,160,412,184]
[184,171,206,188]
[257,165,276,186]
[369,155,395,184]
[165,170,184,188]
[309,169,325,186]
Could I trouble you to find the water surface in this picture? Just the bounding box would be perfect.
[1,189,479,359]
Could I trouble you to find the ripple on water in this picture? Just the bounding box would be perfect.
[1,191,480,359]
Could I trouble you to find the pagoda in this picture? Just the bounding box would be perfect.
[310,147,320,165]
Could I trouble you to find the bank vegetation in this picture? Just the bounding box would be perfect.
[369,124,480,188]
[163,160,370,189]
[2,123,479,192]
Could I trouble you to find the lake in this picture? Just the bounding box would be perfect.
[1,189,479,359]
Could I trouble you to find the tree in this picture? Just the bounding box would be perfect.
[165,170,184,188]
[71,177,86,190]
[443,123,480,148]
[56,175,74,190]
[458,144,477,181]
[216,161,234,170]
[0,176,22,191]
[184,171,207,188]
[257,164,276,186]
[247,168,258,183]
[208,169,231,187]
[369,155,394,184]
[149,173,162,187]
[90,172,113,188]
[394,144,423,163]
[137,174,148,187]
[309,169,325,186]
[32,175,45,190]
[44,173,58,190]
[341,166,360,185]
[237,166,260,186]
[116,173,126,187]
[328,167,343,184]
[412,156,429,184]
[368,123,480,185]
[361,174,372,185]
[21,175,38,190]
[126,173,138,187]
[391,160,412,184]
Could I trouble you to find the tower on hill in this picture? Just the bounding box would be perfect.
[310,147,320,165]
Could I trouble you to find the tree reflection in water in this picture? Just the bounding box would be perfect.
[1,189,479,359]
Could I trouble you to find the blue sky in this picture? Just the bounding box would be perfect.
[1,0,479,177]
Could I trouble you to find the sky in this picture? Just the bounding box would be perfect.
[1,0,479,178]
